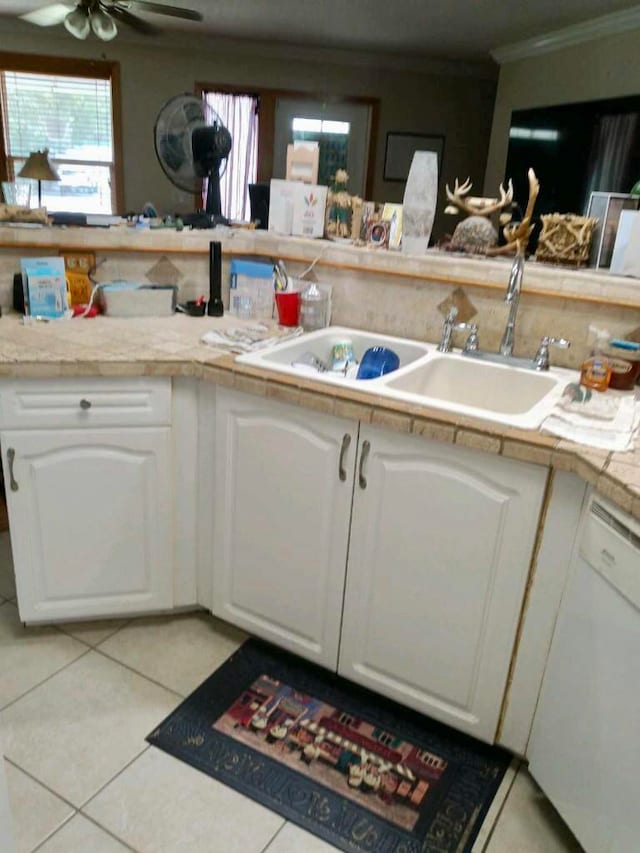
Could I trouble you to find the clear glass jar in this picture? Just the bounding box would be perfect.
[299,282,329,331]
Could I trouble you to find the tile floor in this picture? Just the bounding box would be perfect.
[0,532,582,852]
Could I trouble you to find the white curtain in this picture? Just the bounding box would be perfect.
[584,113,638,209]
[204,92,259,221]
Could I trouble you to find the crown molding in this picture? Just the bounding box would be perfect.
[491,5,640,64]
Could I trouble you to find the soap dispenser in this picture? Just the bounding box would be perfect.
[299,282,329,331]
[580,329,611,392]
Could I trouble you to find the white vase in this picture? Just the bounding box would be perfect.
[402,151,438,254]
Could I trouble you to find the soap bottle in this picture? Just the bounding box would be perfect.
[580,330,611,392]
[299,282,329,331]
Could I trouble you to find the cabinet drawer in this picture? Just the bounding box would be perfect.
[0,377,171,429]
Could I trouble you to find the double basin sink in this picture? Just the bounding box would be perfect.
[236,326,573,429]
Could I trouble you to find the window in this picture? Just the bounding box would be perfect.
[0,54,122,214]
[202,90,259,222]
[292,117,350,186]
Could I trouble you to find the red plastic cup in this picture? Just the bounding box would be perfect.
[275,291,300,326]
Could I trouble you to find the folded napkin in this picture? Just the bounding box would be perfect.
[542,384,640,451]
[201,324,303,353]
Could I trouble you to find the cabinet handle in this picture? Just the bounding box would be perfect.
[79,398,92,410]
[7,448,18,492]
[358,440,370,489]
[338,433,351,482]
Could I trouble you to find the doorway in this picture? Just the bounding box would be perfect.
[273,98,372,196]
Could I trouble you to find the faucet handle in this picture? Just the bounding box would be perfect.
[534,336,571,370]
[462,323,479,353]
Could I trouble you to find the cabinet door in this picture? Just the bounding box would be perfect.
[339,425,547,743]
[2,428,173,623]
[212,389,357,669]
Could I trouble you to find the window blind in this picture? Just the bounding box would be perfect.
[2,71,113,162]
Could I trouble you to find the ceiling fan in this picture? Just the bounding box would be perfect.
[19,1,203,41]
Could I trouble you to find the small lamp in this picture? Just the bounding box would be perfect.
[18,149,60,207]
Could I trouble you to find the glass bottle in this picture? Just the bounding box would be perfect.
[299,282,329,331]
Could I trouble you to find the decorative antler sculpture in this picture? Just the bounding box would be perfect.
[445,178,514,219]
[486,169,540,256]
[442,168,540,256]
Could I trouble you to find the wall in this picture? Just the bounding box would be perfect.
[484,27,640,195]
[0,20,496,239]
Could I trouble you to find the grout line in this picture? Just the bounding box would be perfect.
[53,617,133,649]
[0,647,92,713]
[73,811,140,852]
[29,811,77,853]
[4,757,79,813]
[78,744,151,813]
[92,646,186,700]
[258,820,288,853]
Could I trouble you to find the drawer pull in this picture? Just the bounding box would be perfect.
[358,440,370,490]
[7,448,18,492]
[79,398,92,410]
[339,433,351,482]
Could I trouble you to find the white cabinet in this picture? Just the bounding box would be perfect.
[0,378,174,623]
[212,388,357,669]
[212,390,547,742]
[339,425,547,742]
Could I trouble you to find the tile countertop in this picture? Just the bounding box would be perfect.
[0,313,637,521]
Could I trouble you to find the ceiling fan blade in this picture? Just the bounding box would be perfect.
[20,3,74,26]
[106,4,159,34]
[129,1,203,21]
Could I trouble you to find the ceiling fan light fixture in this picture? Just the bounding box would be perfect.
[64,5,90,39]
[90,7,118,40]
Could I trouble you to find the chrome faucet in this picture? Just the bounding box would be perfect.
[499,248,524,357]
[437,307,479,353]
[436,249,571,370]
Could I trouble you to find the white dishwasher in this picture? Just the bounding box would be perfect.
[528,496,640,852]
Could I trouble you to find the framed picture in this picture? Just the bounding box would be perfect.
[382,203,403,249]
[366,219,391,248]
[586,192,640,268]
[383,132,445,182]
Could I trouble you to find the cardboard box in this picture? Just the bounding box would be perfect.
[20,257,68,318]
[292,184,328,239]
[269,180,328,239]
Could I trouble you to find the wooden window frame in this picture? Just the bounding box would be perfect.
[0,52,124,213]
[196,81,379,199]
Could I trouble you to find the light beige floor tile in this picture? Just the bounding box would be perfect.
[1,650,180,807]
[472,759,520,852]
[85,746,284,852]
[5,761,74,853]
[266,822,340,852]
[0,532,16,600]
[0,601,87,710]
[37,813,131,852]
[98,611,247,696]
[486,768,581,852]
[57,618,129,648]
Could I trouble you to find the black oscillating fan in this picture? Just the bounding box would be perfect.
[154,93,233,226]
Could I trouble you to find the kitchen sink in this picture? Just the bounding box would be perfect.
[382,352,570,428]
[236,326,431,384]
[236,326,573,429]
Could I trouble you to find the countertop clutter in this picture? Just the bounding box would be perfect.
[0,312,637,521]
